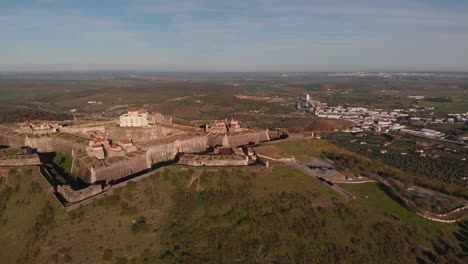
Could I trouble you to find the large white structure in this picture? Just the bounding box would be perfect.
[119,108,148,127]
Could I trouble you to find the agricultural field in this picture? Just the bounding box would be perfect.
[1,73,467,124]
[328,132,468,187]
[0,73,466,263]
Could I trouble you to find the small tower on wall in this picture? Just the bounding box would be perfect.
[222,134,230,148]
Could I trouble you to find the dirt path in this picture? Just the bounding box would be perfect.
[187,169,204,192]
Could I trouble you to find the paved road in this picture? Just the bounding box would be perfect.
[258,154,354,204]
[258,153,467,223]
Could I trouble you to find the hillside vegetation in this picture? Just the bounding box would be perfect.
[0,162,466,263]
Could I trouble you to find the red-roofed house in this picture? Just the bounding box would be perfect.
[116,139,137,153]
[206,120,227,134]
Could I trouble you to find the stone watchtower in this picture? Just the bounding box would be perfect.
[222,134,230,148]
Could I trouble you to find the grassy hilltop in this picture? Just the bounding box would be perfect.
[0,158,466,263]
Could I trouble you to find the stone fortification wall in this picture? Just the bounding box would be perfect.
[92,154,150,183]
[0,133,25,147]
[146,136,208,164]
[161,123,202,132]
[57,184,108,203]
[60,125,105,135]
[82,133,268,183]
[24,136,86,156]
[0,133,87,156]
[72,136,208,184]
[0,155,41,167]
[70,155,93,183]
[208,130,270,147]
[178,155,248,167]
[24,136,54,152]
[107,126,171,141]
[146,142,178,165]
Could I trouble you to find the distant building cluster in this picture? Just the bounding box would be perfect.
[296,93,467,142]
[17,121,62,135]
[400,128,445,139]
[407,95,425,100]
[119,108,172,127]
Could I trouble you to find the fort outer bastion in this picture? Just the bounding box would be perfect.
[106,125,173,141]
[1,128,276,185]
[71,130,274,184]
[0,133,87,156]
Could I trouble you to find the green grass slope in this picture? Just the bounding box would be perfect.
[0,165,466,263]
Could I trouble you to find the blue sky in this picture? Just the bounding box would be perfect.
[1,0,468,71]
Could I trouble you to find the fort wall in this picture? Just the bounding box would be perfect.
[0,133,87,156]
[24,136,86,155]
[0,134,25,147]
[57,184,109,203]
[146,136,208,164]
[92,154,150,183]
[2,130,274,184]
[0,155,41,167]
[107,126,171,141]
[60,125,105,135]
[178,155,249,166]
[208,130,271,147]
[70,154,93,183]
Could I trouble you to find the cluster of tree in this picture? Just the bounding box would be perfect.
[423,97,452,102]
[0,109,72,123]
[325,150,468,198]
[369,153,467,185]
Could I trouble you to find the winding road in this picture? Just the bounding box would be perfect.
[257,153,467,223]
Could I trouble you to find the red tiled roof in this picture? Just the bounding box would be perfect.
[211,121,225,127]
[129,107,138,112]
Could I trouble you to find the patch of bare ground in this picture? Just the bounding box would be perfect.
[312,118,352,131]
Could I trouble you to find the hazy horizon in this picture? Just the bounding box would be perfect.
[1,0,468,72]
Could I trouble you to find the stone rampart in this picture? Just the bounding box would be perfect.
[146,136,208,165]
[208,130,270,147]
[107,126,171,141]
[1,130,274,184]
[0,133,25,147]
[92,154,150,183]
[24,136,86,155]
[60,125,105,135]
[0,133,87,156]
[70,154,93,183]
[57,184,109,203]
[178,154,249,166]
[0,155,41,166]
